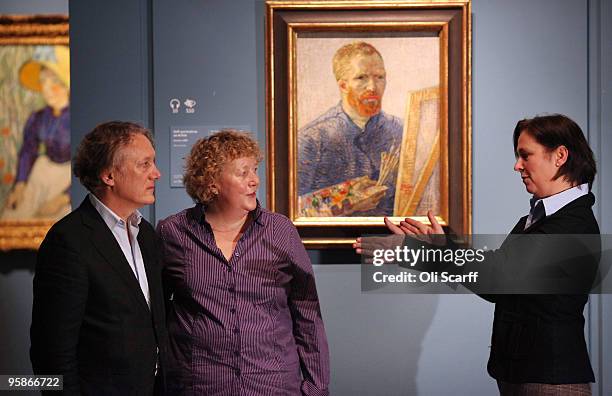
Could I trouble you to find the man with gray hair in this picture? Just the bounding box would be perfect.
[30,121,167,395]
[298,41,403,215]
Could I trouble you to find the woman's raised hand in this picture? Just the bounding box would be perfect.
[384,210,446,246]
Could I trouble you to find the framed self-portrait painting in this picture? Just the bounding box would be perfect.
[266,0,471,247]
[0,15,70,250]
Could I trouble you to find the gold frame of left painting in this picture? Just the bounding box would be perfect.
[0,15,69,251]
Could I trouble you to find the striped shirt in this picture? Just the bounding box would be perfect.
[157,202,329,396]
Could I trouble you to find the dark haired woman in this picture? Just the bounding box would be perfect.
[357,114,599,395]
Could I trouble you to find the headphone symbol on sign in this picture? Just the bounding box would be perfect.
[169,98,180,113]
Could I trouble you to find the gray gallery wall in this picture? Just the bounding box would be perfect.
[1,0,610,395]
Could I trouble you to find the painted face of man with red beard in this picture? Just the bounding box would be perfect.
[339,53,387,118]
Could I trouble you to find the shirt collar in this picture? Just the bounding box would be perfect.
[529,183,589,218]
[89,193,142,229]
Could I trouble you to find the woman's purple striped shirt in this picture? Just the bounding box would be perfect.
[157,203,329,395]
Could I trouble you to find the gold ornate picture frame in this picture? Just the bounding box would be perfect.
[0,15,70,250]
[266,0,471,248]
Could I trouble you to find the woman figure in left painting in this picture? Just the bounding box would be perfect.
[2,45,71,220]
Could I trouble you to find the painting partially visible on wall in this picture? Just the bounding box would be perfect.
[0,15,69,250]
[295,35,442,218]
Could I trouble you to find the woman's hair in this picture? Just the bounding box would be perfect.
[73,121,153,193]
[183,129,262,204]
[513,114,596,190]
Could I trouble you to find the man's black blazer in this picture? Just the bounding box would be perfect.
[486,192,599,384]
[31,197,168,395]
